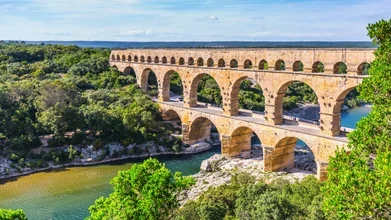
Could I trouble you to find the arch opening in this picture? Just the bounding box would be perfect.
[218,59,225,68]
[270,137,317,174]
[116,55,120,61]
[162,70,184,102]
[121,55,126,61]
[162,56,167,64]
[190,73,222,107]
[293,61,304,72]
[244,59,253,69]
[161,109,182,135]
[230,59,238,68]
[127,55,132,62]
[197,58,204,66]
[275,81,319,126]
[231,77,265,116]
[258,60,268,70]
[154,56,159,63]
[186,117,221,152]
[140,56,145,62]
[170,57,176,65]
[207,58,214,67]
[358,62,370,75]
[134,56,139,62]
[111,55,115,61]
[275,60,285,71]
[147,56,152,63]
[229,126,262,158]
[188,57,194,66]
[123,66,137,79]
[141,68,158,97]
[334,62,347,74]
[179,57,185,65]
[312,61,324,73]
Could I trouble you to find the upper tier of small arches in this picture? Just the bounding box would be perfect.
[111,49,374,75]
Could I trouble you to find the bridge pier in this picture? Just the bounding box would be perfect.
[264,104,283,125]
[320,112,341,136]
[316,161,329,181]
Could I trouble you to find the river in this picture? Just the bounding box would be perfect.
[0,106,371,219]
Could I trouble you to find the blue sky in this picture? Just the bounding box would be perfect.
[0,0,390,41]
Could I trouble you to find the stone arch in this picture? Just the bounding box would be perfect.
[127,55,132,62]
[227,126,257,157]
[333,62,347,74]
[140,56,145,62]
[147,56,152,63]
[267,136,317,174]
[154,56,159,63]
[188,73,222,107]
[179,57,185,65]
[162,56,168,64]
[122,55,126,61]
[188,57,194,66]
[111,55,115,61]
[134,55,139,62]
[292,61,304,72]
[275,59,286,71]
[140,68,158,93]
[116,55,120,61]
[123,66,137,78]
[244,59,253,69]
[161,70,184,102]
[197,57,204,66]
[207,58,214,67]
[230,59,238,68]
[312,61,324,73]
[229,76,265,116]
[258,60,268,70]
[187,116,220,145]
[330,85,358,130]
[272,80,319,125]
[170,57,176,64]
[358,62,370,75]
[161,109,182,122]
[218,59,225,68]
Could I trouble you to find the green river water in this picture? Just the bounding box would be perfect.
[0,107,371,219]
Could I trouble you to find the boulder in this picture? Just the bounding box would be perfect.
[200,160,212,172]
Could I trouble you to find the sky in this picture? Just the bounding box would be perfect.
[0,0,390,41]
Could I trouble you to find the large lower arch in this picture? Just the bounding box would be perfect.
[226,126,258,157]
[264,136,320,178]
[140,68,158,96]
[185,116,220,146]
[161,70,184,102]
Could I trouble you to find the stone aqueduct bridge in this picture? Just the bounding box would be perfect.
[110,48,374,180]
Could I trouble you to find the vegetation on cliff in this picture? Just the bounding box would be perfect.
[322,19,391,219]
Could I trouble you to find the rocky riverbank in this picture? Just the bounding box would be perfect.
[0,141,214,180]
[181,144,316,203]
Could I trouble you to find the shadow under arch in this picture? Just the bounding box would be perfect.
[189,73,223,106]
[269,136,317,173]
[123,66,137,79]
[140,68,158,96]
[186,116,220,147]
[230,76,265,115]
[228,126,262,157]
[161,70,184,101]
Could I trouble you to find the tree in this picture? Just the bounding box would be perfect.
[322,19,391,219]
[87,158,195,220]
[0,209,27,220]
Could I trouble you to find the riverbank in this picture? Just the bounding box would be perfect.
[0,141,216,180]
[181,143,316,203]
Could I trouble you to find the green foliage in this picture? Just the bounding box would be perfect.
[197,74,222,105]
[174,174,323,220]
[322,19,391,219]
[0,209,27,220]
[87,158,195,220]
